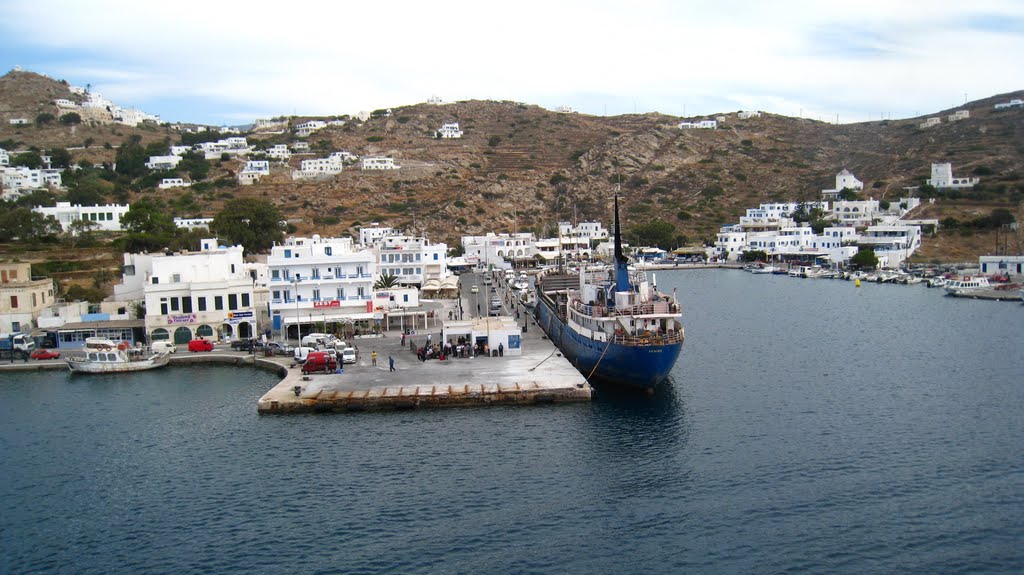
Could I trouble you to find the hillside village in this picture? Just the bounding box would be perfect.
[0,68,1022,347]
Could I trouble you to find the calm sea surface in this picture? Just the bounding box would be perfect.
[2,269,1022,574]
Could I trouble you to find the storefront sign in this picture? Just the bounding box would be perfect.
[167,314,196,325]
[313,300,341,309]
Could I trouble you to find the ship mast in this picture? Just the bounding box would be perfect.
[613,195,630,294]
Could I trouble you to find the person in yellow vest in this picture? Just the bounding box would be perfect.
[371,350,378,366]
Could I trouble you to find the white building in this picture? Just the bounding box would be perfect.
[436,122,463,138]
[32,202,130,232]
[994,98,1023,110]
[461,233,536,267]
[9,118,29,125]
[195,137,251,160]
[0,147,9,166]
[293,154,345,180]
[158,178,190,189]
[821,168,863,200]
[375,234,450,287]
[112,107,159,126]
[831,200,881,227]
[116,240,259,343]
[266,236,381,339]
[291,142,311,153]
[238,171,262,185]
[358,223,396,247]
[170,145,192,156]
[266,144,292,161]
[559,220,609,241]
[361,157,399,170]
[174,217,213,230]
[243,160,270,175]
[295,120,327,137]
[715,226,748,261]
[1,167,63,192]
[426,95,445,105]
[948,110,970,121]
[678,120,717,129]
[927,163,979,189]
[737,110,761,119]
[857,224,922,268]
[979,255,1024,278]
[146,155,182,170]
[920,117,941,128]
[555,105,575,113]
[54,99,77,108]
[253,118,288,132]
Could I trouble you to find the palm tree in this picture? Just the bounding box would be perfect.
[374,273,400,289]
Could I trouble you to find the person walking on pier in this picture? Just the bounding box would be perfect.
[389,355,395,372]
[371,350,377,366]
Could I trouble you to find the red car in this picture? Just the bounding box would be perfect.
[188,339,214,352]
[30,349,61,360]
[301,351,338,375]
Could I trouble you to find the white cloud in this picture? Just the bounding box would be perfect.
[2,0,1022,124]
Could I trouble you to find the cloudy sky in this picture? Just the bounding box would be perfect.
[1,0,1022,126]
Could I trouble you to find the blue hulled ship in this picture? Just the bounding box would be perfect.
[534,197,684,390]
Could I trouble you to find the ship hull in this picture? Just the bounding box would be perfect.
[535,291,682,390]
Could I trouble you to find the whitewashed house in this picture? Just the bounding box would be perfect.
[373,233,450,287]
[678,120,717,129]
[54,99,77,108]
[295,120,327,137]
[361,157,398,170]
[119,240,258,343]
[919,117,941,128]
[715,226,749,261]
[994,99,1023,110]
[267,144,292,161]
[266,235,379,339]
[857,225,922,267]
[831,200,880,227]
[426,95,445,105]
[170,145,192,156]
[146,155,183,170]
[436,122,463,138]
[292,155,344,180]
[737,110,761,119]
[979,255,1024,278]
[32,202,130,232]
[244,160,270,175]
[948,110,970,121]
[253,118,288,132]
[461,232,537,267]
[158,178,190,189]
[291,142,311,153]
[174,217,213,230]
[238,171,262,185]
[927,163,979,189]
[821,168,864,200]
[0,148,10,166]
[358,223,396,247]
[559,220,609,242]
[9,118,29,125]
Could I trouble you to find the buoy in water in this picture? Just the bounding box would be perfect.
[855,278,861,287]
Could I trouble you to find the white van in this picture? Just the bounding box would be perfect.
[293,346,316,363]
[301,333,336,347]
[151,341,177,354]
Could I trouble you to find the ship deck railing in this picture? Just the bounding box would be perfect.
[612,330,684,346]
[571,300,680,318]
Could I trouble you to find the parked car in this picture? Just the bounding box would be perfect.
[341,347,357,364]
[30,349,61,360]
[301,351,338,375]
[151,341,177,354]
[301,333,337,348]
[470,285,479,294]
[266,342,293,356]
[230,339,256,351]
[188,339,214,352]
[293,346,316,364]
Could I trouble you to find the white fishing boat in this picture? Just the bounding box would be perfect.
[66,337,170,374]
[943,276,991,296]
[750,265,778,274]
[512,274,530,291]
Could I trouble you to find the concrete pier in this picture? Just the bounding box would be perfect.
[259,271,591,413]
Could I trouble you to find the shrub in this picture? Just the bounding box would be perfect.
[366,136,384,142]
[35,113,55,126]
[488,135,502,147]
[453,200,466,208]
[59,112,82,125]
[396,116,411,124]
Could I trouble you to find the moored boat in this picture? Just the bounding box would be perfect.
[534,197,684,390]
[66,337,170,374]
[943,275,991,296]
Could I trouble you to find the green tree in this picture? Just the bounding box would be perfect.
[210,198,284,254]
[35,112,55,126]
[627,219,677,250]
[119,198,177,252]
[850,248,878,269]
[178,151,210,181]
[66,172,110,206]
[0,209,62,243]
[66,219,101,248]
[741,250,768,263]
[837,187,859,201]
[59,112,82,125]
[114,135,148,178]
[13,151,43,169]
[373,273,400,289]
[48,147,73,168]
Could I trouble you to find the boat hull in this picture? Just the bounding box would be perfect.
[67,354,170,374]
[535,292,682,390]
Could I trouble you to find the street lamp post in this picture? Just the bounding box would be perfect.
[292,277,300,345]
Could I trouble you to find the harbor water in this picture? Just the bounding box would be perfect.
[1,269,1022,574]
